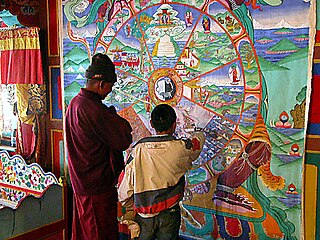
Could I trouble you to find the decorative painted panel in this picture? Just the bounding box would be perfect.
[62,1,314,239]
[0,150,59,209]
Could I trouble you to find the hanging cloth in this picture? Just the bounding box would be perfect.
[0,27,44,84]
[15,84,46,160]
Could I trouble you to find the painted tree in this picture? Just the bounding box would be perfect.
[291,86,307,129]
[129,13,152,74]
[240,42,254,69]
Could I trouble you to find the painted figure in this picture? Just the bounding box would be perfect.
[202,16,210,34]
[185,10,193,27]
[213,115,284,210]
[229,65,240,84]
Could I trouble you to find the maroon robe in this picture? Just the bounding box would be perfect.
[65,88,132,240]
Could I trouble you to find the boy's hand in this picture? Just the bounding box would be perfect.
[194,127,203,132]
[123,220,140,239]
[120,209,135,222]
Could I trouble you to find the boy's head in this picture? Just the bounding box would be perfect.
[151,104,177,134]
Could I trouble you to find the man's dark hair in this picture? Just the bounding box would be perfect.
[151,104,177,132]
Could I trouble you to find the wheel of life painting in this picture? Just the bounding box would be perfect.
[98,0,264,234]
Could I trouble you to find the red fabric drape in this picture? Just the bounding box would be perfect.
[17,121,36,160]
[0,27,43,84]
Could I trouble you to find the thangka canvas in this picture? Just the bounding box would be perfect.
[62,0,314,239]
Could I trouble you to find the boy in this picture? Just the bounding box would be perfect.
[118,104,205,239]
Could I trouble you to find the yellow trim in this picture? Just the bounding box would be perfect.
[205,163,215,177]
[234,131,249,142]
[233,33,247,44]
[305,149,320,154]
[0,38,40,50]
[0,28,41,50]
[304,165,317,240]
[245,89,261,94]
[306,135,320,139]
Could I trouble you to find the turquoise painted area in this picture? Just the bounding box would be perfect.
[317,0,320,30]
[184,212,214,238]
[247,172,297,239]
[263,56,308,123]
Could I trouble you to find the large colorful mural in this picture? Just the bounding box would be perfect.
[62,0,313,239]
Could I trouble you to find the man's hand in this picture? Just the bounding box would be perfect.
[108,105,117,114]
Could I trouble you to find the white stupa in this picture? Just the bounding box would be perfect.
[157,34,175,57]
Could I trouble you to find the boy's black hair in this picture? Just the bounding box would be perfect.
[151,104,177,133]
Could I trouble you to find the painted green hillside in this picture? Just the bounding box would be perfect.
[132,101,148,115]
[64,58,90,73]
[267,127,305,154]
[242,69,260,88]
[277,47,308,65]
[195,31,220,43]
[122,45,140,53]
[288,129,305,141]
[295,34,309,39]
[268,127,296,143]
[199,59,223,72]
[273,27,293,34]
[268,39,300,52]
[206,84,220,91]
[108,37,139,53]
[243,102,256,111]
[64,81,82,105]
[64,46,88,64]
[64,59,77,70]
[257,37,272,41]
[79,58,91,66]
[238,124,254,134]
[108,37,125,49]
[65,80,82,92]
[183,65,201,77]
[258,56,289,71]
[277,137,305,153]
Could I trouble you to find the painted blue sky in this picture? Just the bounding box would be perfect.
[63,0,313,38]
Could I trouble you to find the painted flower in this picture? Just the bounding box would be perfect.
[6,166,16,182]
[29,170,41,187]
[8,191,19,202]
[0,169,4,180]
[14,161,27,178]
[44,176,55,185]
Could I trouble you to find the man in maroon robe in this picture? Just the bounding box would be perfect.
[65,53,132,240]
